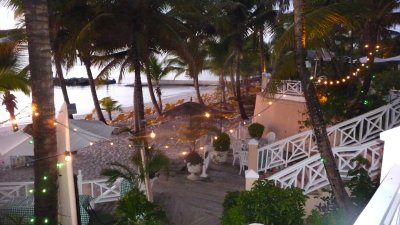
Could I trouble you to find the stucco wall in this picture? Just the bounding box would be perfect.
[252,93,308,140]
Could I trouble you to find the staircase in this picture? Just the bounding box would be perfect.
[257,97,400,192]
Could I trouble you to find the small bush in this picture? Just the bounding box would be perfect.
[184,151,203,165]
[248,123,264,139]
[213,132,231,152]
[114,188,166,225]
[222,180,306,225]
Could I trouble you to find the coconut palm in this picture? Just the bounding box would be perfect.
[166,37,208,105]
[89,0,189,133]
[146,55,172,113]
[22,0,59,223]
[293,0,352,210]
[0,40,29,132]
[60,1,107,124]
[99,96,122,121]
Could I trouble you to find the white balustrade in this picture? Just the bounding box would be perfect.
[0,182,34,206]
[81,178,122,204]
[0,178,122,206]
[276,80,303,96]
[267,140,383,194]
[258,98,400,172]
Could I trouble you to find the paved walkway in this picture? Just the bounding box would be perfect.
[154,157,245,225]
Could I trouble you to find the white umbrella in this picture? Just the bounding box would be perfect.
[0,119,114,166]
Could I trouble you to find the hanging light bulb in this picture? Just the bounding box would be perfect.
[364,44,369,48]
[150,130,156,139]
[65,152,72,162]
[204,112,210,118]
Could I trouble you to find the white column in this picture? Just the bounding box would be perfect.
[247,139,259,172]
[57,103,78,225]
[245,170,259,191]
[77,170,83,195]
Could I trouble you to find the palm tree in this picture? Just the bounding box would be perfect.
[60,1,107,124]
[22,0,59,223]
[166,38,208,105]
[293,0,352,211]
[351,0,400,111]
[0,41,30,132]
[146,55,171,113]
[99,96,122,121]
[207,39,231,104]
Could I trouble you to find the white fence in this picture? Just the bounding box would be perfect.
[267,140,383,194]
[0,178,122,207]
[257,98,400,172]
[354,164,400,225]
[276,80,303,96]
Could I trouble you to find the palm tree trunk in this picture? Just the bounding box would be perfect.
[293,0,351,210]
[220,71,226,104]
[192,74,204,105]
[156,84,163,112]
[259,25,266,74]
[234,47,248,119]
[54,55,73,119]
[229,66,236,97]
[134,55,145,133]
[108,111,112,121]
[23,0,58,223]
[144,61,162,116]
[82,58,107,124]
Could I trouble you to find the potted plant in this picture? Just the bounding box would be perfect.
[184,151,203,180]
[248,123,264,139]
[212,132,231,163]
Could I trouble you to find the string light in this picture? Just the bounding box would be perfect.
[314,44,379,86]
[150,130,156,139]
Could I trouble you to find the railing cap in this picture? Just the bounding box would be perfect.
[248,139,259,145]
[245,169,259,179]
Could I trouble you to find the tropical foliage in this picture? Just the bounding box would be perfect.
[98,96,122,121]
[222,180,307,225]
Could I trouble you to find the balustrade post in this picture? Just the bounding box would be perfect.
[77,170,83,195]
[245,169,259,191]
[248,139,259,171]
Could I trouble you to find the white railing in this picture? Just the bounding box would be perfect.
[0,182,34,206]
[0,178,122,206]
[276,80,303,96]
[267,140,383,194]
[258,98,400,172]
[81,178,122,204]
[354,164,400,225]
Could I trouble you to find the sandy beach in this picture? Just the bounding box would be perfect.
[0,86,239,182]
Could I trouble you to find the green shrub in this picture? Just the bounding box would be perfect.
[221,180,306,225]
[248,123,264,139]
[213,132,231,152]
[114,188,166,225]
[184,151,204,165]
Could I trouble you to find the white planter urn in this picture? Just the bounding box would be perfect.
[212,151,228,164]
[187,162,202,180]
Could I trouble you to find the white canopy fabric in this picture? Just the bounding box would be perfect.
[356,55,400,63]
[0,119,114,157]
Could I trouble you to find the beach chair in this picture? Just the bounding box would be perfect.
[84,114,93,120]
[144,107,152,115]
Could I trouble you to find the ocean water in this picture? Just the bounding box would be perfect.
[0,70,218,126]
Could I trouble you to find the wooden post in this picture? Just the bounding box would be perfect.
[247,139,259,171]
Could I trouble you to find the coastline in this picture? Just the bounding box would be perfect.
[0,86,218,135]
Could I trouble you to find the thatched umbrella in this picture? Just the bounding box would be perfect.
[162,102,220,120]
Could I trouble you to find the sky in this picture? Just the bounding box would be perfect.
[0,6,16,30]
